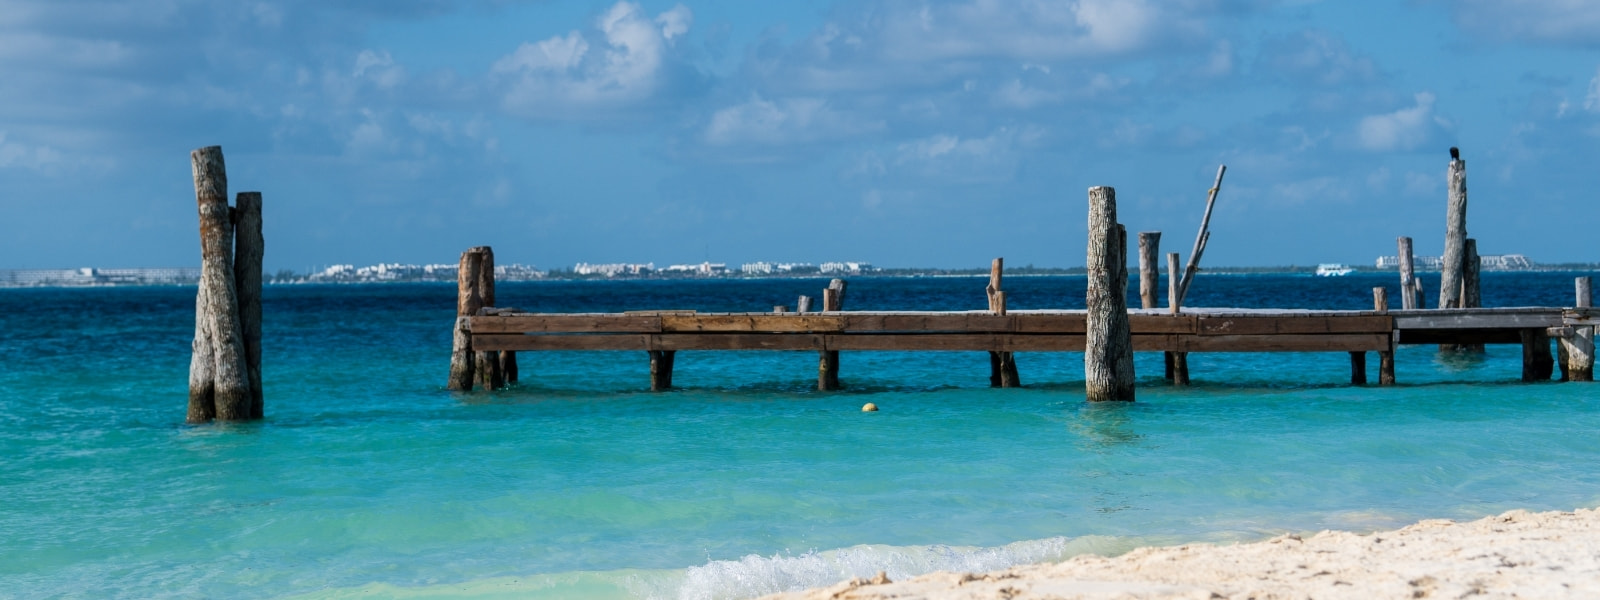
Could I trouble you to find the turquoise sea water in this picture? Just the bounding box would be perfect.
[3,273,1598,599]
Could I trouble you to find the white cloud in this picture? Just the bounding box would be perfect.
[884,126,1044,184]
[494,2,692,117]
[1357,92,1447,152]
[353,50,405,89]
[0,131,63,171]
[703,95,884,146]
[876,0,1194,62]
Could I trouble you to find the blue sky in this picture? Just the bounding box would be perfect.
[2,0,1598,271]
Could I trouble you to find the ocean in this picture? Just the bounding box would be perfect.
[2,272,1598,599]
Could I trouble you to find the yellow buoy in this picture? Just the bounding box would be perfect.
[862,403,878,412]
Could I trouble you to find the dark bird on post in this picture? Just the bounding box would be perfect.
[1450,147,1460,160]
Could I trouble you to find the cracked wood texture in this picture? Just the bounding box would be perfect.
[187,146,253,423]
[1085,186,1135,401]
[1439,158,1468,310]
[448,249,483,391]
[233,191,264,419]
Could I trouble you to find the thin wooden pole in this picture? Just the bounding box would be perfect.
[1175,165,1226,309]
[1439,152,1468,310]
[1166,251,1185,384]
[1461,239,1481,310]
[447,249,482,391]
[187,146,252,423]
[985,258,1020,388]
[233,191,264,419]
[1398,236,1417,310]
[1086,186,1135,402]
[1138,232,1160,310]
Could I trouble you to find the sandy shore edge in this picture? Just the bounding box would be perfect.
[762,507,1600,599]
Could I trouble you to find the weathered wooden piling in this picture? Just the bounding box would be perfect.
[1085,187,1135,402]
[986,258,1020,388]
[818,279,847,390]
[1451,238,1486,353]
[1398,236,1417,310]
[1375,287,1395,385]
[186,146,255,423]
[233,191,264,419]
[1439,151,1468,310]
[1562,277,1594,382]
[797,295,813,313]
[1138,233,1161,310]
[649,350,675,391]
[1521,328,1555,382]
[472,246,504,390]
[1349,352,1368,385]
[1166,251,1187,385]
[448,249,484,391]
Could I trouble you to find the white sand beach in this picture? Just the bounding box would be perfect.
[764,508,1600,599]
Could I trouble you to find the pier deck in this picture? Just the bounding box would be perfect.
[460,307,1596,387]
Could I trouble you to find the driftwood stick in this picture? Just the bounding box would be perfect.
[233,191,265,419]
[188,146,252,422]
[1085,186,1135,402]
[1175,164,1226,309]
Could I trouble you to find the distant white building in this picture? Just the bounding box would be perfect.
[664,262,727,276]
[740,262,773,275]
[1375,254,1531,271]
[574,263,653,277]
[820,261,873,274]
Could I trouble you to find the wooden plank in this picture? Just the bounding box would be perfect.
[826,334,1085,352]
[661,314,845,333]
[1398,329,1524,345]
[1129,314,1197,334]
[1394,312,1563,330]
[1177,334,1391,353]
[473,334,650,351]
[471,315,662,333]
[657,334,823,351]
[1198,315,1392,335]
[1014,314,1087,333]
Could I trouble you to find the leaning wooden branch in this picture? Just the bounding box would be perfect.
[1172,164,1227,312]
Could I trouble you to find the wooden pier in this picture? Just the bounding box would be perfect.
[458,304,1599,389]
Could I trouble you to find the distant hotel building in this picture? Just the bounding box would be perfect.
[663,262,727,276]
[573,263,654,277]
[820,261,874,274]
[739,262,819,275]
[1374,254,1532,271]
[0,267,201,287]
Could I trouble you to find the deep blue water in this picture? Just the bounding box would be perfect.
[1,272,1597,599]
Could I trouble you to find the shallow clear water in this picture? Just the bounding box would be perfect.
[2,273,1598,599]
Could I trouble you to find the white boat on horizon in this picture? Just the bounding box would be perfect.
[1316,263,1354,276]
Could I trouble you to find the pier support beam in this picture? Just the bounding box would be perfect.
[1375,287,1396,386]
[1398,237,1417,310]
[818,279,847,391]
[1349,352,1368,385]
[1562,277,1594,382]
[1521,329,1555,382]
[473,246,504,391]
[1165,251,1187,385]
[233,191,264,419]
[649,350,676,391]
[1085,186,1135,402]
[986,258,1020,388]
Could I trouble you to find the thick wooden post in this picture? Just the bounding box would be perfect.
[1461,239,1481,309]
[1563,277,1594,382]
[1086,186,1135,402]
[1521,329,1554,382]
[447,249,483,391]
[797,295,813,313]
[818,279,847,390]
[1349,352,1368,385]
[649,350,676,391]
[472,246,503,390]
[233,192,264,419]
[1439,152,1468,310]
[1398,236,1417,310]
[187,146,252,423]
[1138,232,1160,310]
[1165,251,1186,384]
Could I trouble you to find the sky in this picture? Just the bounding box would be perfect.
[2,0,1598,272]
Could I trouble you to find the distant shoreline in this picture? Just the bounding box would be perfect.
[3,265,1597,289]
